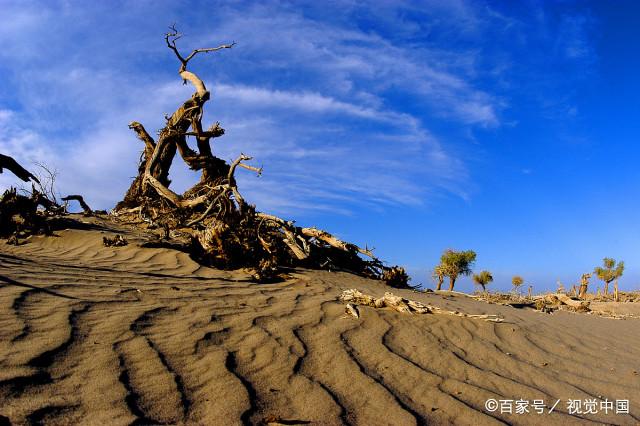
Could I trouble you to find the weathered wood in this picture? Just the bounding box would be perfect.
[0,154,39,183]
[128,122,156,156]
[537,293,590,312]
[103,234,128,247]
[345,303,359,318]
[555,293,588,309]
[578,273,591,299]
[112,26,412,284]
[62,195,92,214]
[339,289,504,322]
[300,227,375,258]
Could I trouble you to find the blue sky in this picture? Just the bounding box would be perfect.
[1,0,638,292]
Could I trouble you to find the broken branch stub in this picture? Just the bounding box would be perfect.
[345,303,360,318]
[0,154,39,183]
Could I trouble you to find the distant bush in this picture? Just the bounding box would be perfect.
[472,270,493,292]
[511,275,524,293]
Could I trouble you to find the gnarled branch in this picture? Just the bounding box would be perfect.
[165,25,234,96]
[61,195,92,214]
[0,154,39,183]
[300,227,375,259]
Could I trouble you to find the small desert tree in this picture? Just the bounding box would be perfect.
[432,264,447,291]
[594,257,624,296]
[511,275,524,293]
[440,249,476,291]
[472,270,493,292]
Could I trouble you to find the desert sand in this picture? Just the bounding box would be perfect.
[1,216,639,425]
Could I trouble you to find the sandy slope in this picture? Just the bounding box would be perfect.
[0,216,639,425]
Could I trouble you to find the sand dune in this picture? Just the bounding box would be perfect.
[1,216,639,425]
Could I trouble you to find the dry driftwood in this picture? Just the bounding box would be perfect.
[339,289,504,322]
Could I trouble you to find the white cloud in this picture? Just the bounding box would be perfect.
[213,83,420,126]
[0,0,504,215]
[201,3,501,127]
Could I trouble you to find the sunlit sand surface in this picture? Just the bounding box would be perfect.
[1,216,639,425]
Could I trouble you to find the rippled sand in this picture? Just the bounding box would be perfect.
[1,216,639,425]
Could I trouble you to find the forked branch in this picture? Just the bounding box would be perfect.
[165,25,234,96]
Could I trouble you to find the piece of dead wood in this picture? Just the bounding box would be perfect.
[345,303,359,318]
[340,289,504,322]
[300,227,375,258]
[262,415,311,426]
[0,154,39,183]
[61,195,92,215]
[535,293,590,312]
[103,234,128,247]
[555,293,589,309]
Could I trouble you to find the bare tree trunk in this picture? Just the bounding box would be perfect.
[436,278,443,291]
[604,281,609,296]
[448,277,456,291]
[578,273,591,299]
[578,283,588,299]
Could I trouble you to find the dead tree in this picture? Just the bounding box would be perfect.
[117,26,235,210]
[0,154,96,240]
[113,26,410,285]
[578,273,591,299]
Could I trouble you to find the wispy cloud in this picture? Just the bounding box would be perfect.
[557,14,596,61]
[0,0,537,216]
[201,3,501,127]
[214,83,420,126]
